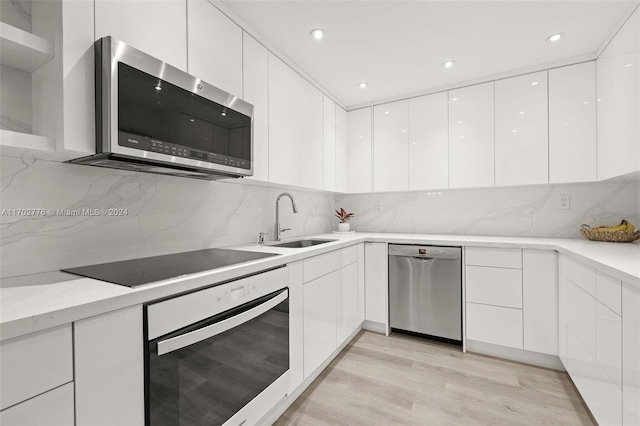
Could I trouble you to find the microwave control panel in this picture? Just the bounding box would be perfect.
[118,131,250,170]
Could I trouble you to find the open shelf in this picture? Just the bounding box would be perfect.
[0,22,54,72]
[0,129,55,152]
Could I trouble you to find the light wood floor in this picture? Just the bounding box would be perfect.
[275,331,595,425]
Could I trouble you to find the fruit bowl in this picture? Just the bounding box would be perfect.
[580,221,640,243]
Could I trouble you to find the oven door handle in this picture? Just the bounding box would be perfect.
[156,289,288,356]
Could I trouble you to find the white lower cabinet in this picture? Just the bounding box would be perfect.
[0,324,74,425]
[302,245,364,379]
[337,262,360,343]
[559,254,623,426]
[364,242,388,332]
[466,303,523,348]
[465,247,524,349]
[465,247,558,355]
[0,324,73,411]
[0,382,74,426]
[303,270,339,378]
[523,249,558,355]
[623,280,640,425]
[74,305,144,426]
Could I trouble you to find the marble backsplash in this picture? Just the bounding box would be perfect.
[1,154,638,278]
[336,181,638,238]
[0,156,334,278]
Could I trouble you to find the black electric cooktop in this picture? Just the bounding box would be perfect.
[61,248,279,288]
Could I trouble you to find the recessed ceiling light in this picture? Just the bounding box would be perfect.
[310,29,325,40]
[512,129,518,133]
[531,81,539,86]
[384,111,390,114]
[442,60,456,69]
[358,82,368,89]
[457,120,463,124]
[519,111,525,115]
[625,63,634,68]
[451,97,458,102]
[546,33,564,43]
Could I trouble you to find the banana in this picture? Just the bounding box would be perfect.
[610,220,628,232]
[599,219,636,232]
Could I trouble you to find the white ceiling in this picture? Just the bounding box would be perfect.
[221,0,638,108]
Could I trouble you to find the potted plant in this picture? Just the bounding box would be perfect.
[335,207,355,232]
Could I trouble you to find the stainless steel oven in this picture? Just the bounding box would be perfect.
[144,267,290,426]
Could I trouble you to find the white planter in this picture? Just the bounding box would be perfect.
[338,223,350,232]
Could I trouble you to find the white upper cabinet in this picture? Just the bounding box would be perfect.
[335,106,348,193]
[268,54,300,186]
[549,62,597,183]
[448,82,495,188]
[347,107,373,193]
[597,7,640,180]
[268,54,323,188]
[187,0,242,97]
[408,92,449,191]
[495,71,549,186]
[324,96,337,192]
[242,34,269,182]
[373,100,409,192]
[299,92,324,191]
[95,0,187,71]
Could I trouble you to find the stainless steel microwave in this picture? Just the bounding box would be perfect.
[70,36,254,180]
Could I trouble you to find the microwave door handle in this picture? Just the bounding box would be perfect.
[156,289,288,356]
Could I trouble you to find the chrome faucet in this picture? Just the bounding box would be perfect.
[274,192,298,241]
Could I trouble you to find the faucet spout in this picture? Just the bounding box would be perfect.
[274,192,298,241]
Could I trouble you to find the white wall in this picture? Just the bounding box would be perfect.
[336,182,637,238]
[0,157,334,278]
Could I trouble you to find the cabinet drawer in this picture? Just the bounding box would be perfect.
[304,249,343,282]
[465,247,522,268]
[466,266,522,308]
[561,255,596,297]
[0,325,73,410]
[0,382,74,426]
[466,303,523,349]
[596,272,621,315]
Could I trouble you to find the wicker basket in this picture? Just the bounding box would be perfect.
[580,224,640,243]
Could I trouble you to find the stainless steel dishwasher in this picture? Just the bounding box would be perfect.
[388,244,462,343]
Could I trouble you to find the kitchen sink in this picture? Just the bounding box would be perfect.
[269,239,337,248]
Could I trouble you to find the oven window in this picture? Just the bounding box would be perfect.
[118,62,251,163]
[146,290,289,426]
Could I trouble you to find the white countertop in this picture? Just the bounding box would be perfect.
[1,232,638,342]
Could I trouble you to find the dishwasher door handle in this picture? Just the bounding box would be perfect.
[412,257,434,261]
